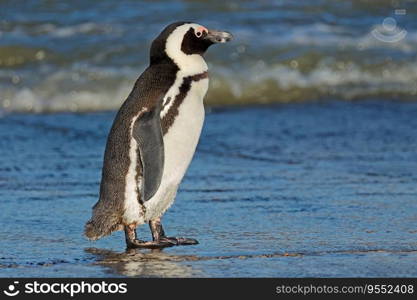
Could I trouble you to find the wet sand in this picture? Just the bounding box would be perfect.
[1,100,417,277]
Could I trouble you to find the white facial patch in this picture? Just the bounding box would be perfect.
[165,23,208,76]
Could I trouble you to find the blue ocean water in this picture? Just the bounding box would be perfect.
[0,0,417,112]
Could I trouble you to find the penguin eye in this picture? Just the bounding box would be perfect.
[194,26,208,39]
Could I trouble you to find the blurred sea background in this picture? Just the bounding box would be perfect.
[1,0,417,277]
[1,0,417,112]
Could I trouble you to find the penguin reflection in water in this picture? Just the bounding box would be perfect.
[85,22,233,249]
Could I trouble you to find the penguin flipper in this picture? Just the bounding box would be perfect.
[132,101,164,202]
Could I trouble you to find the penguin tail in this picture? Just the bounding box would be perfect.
[84,201,123,241]
[84,220,102,241]
[84,217,122,241]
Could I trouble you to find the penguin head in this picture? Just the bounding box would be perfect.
[150,22,233,70]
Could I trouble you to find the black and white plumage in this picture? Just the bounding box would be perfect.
[85,22,232,248]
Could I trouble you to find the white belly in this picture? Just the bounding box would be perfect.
[143,78,208,221]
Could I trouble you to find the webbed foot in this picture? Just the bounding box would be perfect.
[124,224,176,249]
[149,218,199,247]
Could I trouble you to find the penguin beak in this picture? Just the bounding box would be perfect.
[204,30,233,43]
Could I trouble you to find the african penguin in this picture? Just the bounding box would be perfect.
[85,22,233,248]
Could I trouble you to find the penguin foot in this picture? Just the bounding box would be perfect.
[124,224,176,249]
[126,239,177,249]
[159,236,199,246]
[149,219,199,247]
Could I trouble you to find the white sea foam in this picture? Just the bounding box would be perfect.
[2,57,417,113]
[2,60,417,113]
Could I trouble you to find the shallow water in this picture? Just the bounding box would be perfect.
[1,0,417,112]
[0,100,417,277]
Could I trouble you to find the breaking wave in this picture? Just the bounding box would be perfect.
[1,58,417,113]
[1,0,417,112]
